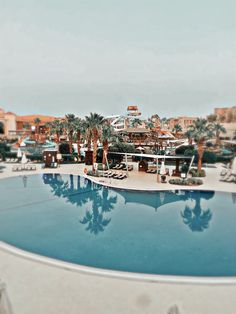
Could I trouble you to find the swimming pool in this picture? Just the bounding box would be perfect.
[0,174,235,277]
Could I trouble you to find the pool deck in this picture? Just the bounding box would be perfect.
[0,161,236,314]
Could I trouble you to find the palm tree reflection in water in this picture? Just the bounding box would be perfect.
[42,174,117,234]
[181,191,214,232]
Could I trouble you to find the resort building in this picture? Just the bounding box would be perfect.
[214,106,236,123]
[0,108,17,137]
[0,107,60,138]
[212,106,236,139]
[167,116,197,132]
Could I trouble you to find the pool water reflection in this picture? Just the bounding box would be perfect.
[0,174,235,276]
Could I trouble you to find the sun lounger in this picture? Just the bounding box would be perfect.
[116,173,127,180]
[150,169,157,174]
[225,175,236,183]
[103,171,112,177]
[220,169,227,176]
[116,164,124,170]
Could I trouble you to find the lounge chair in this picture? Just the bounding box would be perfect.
[150,169,157,174]
[107,172,116,178]
[127,165,133,171]
[116,164,124,170]
[103,170,112,177]
[220,169,227,176]
[117,173,127,180]
[113,164,121,169]
[225,175,236,183]
[220,170,232,181]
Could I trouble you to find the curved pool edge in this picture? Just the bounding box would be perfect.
[1,241,236,286]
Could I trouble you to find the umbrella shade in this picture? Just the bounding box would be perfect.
[17,148,22,158]
[136,146,145,150]
[21,153,28,164]
[160,161,166,175]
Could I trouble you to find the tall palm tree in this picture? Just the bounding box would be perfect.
[212,122,226,146]
[187,118,213,172]
[73,117,84,159]
[64,114,76,154]
[46,119,64,143]
[100,122,114,165]
[34,117,41,142]
[172,123,183,138]
[85,113,104,168]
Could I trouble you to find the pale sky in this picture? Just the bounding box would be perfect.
[0,0,235,118]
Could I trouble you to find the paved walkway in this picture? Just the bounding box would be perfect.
[0,161,235,193]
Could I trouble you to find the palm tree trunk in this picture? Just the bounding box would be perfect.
[102,140,108,165]
[56,132,60,143]
[216,131,220,146]
[92,129,98,170]
[69,131,73,154]
[197,141,204,172]
[77,131,81,161]
[87,134,91,151]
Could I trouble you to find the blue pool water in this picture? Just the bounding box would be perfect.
[0,174,236,277]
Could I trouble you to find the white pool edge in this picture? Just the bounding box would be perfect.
[1,241,236,286]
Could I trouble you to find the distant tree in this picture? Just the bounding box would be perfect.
[46,119,64,143]
[130,118,142,128]
[172,123,183,137]
[207,114,217,123]
[187,118,214,171]
[73,118,84,159]
[34,118,41,141]
[64,114,76,154]
[85,113,104,169]
[100,122,114,165]
[212,122,226,146]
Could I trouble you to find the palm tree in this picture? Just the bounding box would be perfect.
[187,118,213,171]
[85,113,104,169]
[181,191,213,232]
[172,123,183,138]
[212,122,226,146]
[185,129,193,145]
[207,114,217,123]
[64,114,76,154]
[34,117,41,142]
[145,120,154,130]
[130,118,142,128]
[46,119,64,143]
[100,122,114,166]
[73,117,84,160]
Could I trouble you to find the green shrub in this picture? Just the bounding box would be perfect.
[97,163,109,171]
[169,178,203,185]
[4,151,17,159]
[175,145,194,155]
[59,143,73,154]
[87,170,100,177]
[202,151,217,163]
[189,168,206,177]
[28,154,43,162]
[0,142,11,159]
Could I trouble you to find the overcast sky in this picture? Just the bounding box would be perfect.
[0,0,235,118]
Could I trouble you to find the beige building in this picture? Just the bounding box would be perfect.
[214,106,236,123]
[167,116,197,132]
[0,108,17,137]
